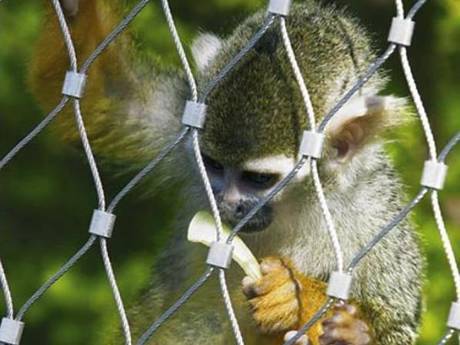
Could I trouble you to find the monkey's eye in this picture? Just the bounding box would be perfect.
[241,171,279,189]
[202,154,224,173]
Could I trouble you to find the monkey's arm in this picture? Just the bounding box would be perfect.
[29,0,187,168]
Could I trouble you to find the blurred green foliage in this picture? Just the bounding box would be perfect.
[0,0,459,344]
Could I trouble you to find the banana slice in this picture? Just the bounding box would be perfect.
[187,211,262,280]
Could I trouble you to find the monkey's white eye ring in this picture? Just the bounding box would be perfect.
[388,17,415,47]
[0,318,24,345]
[62,71,87,99]
[267,0,291,16]
[326,271,353,301]
[299,130,325,159]
[448,302,460,330]
[88,209,117,238]
[182,100,208,129]
[420,160,448,190]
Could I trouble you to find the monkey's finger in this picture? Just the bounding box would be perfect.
[254,271,292,297]
[249,286,300,312]
[242,276,257,298]
[253,299,299,332]
[260,257,285,275]
[332,302,358,316]
[60,0,79,17]
[319,328,353,345]
[320,330,371,345]
[319,331,338,345]
[322,310,354,332]
[242,275,285,298]
[249,280,297,308]
[284,330,309,345]
[242,268,292,298]
[319,322,371,345]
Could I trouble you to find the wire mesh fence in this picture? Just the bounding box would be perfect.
[0,0,459,344]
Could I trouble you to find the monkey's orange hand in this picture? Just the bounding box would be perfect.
[242,257,302,333]
[319,303,372,345]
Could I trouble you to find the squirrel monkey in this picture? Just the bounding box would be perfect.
[30,0,423,344]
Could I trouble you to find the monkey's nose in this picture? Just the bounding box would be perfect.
[235,204,245,217]
[218,202,247,225]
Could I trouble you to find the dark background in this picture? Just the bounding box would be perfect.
[0,0,459,343]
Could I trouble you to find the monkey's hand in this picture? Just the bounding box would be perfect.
[319,303,372,345]
[242,257,302,334]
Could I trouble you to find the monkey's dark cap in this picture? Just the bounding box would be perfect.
[199,2,375,166]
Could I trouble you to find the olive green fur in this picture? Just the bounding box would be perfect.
[199,2,380,165]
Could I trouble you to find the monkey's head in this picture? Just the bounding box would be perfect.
[191,2,409,233]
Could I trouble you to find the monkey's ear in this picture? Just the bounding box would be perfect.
[325,95,410,161]
[191,33,223,71]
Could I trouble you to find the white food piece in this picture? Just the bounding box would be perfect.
[187,211,262,279]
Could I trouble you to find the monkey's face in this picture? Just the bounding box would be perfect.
[202,154,276,232]
[201,153,301,233]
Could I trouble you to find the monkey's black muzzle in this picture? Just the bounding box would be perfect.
[218,198,273,233]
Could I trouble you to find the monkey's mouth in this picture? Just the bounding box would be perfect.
[236,217,272,233]
[222,207,273,234]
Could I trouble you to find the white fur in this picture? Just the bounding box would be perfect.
[192,33,222,71]
[325,95,388,134]
[243,155,312,200]
[243,154,312,181]
[243,155,295,175]
[327,96,379,131]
